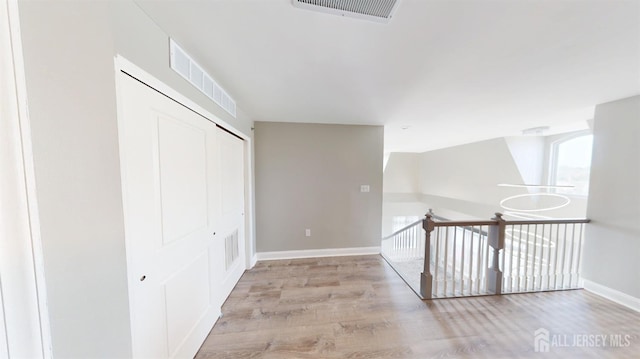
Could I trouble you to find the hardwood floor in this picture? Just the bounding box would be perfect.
[195,255,640,358]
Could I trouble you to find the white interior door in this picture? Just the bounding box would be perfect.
[117,73,223,359]
[217,129,246,300]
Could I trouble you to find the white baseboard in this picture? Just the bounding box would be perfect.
[249,253,258,268]
[256,246,381,261]
[583,279,640,313]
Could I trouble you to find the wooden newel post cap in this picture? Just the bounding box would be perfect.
[424,213,435,232]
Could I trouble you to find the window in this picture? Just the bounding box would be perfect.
[550,133,593,196]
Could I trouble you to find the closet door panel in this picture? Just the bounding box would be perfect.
[118,73,220,359]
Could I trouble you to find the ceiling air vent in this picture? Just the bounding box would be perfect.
[292,0,400,23]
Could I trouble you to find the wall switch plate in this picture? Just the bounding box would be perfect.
[305,229,311,237]
[360,185,370,193]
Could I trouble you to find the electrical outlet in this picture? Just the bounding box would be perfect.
[305,229,311,237]
[360,185,370,193]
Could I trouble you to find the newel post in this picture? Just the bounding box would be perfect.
[487,212,505,295]
[420,212,435,299]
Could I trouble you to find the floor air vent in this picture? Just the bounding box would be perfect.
[292,0,400,23]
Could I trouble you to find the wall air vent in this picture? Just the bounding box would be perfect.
[169,39,236,118]
[292,0,400,23]
[224,230,239,270]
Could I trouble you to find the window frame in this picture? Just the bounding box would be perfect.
[548,130,593,197]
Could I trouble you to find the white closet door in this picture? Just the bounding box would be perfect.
[118,73,222,359]
[217,129,246,301]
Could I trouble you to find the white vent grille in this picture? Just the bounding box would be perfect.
[170,39,236,117]
[224,229,239,270]
[292,0,400,23]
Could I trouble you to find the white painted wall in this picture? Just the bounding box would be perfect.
[582,95,640,299]
[18,2,132,356]
[106,1,253,136]
[383,153,420,194]
[383,134,591,232]
[16,1,254,357]
[382,139,525,233]
[0,1,49,356]
[504,136,545,186]
[417,138,524,209]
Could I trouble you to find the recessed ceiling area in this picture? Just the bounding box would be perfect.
[134,0,640,153]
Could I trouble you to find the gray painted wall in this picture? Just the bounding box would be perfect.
[17,1,253,357]
[582,95,640,299]
[255,122,383,252]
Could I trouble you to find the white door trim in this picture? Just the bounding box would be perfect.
[0,0,52,357]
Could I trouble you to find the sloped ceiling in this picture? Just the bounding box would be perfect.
[134,0,640,152]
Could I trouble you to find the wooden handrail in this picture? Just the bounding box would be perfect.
[432,220,498,227]
[430,218,590,227]
[420,211,591,299]
[503,218,590,225]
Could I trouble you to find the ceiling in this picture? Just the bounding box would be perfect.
[135,0,640,153]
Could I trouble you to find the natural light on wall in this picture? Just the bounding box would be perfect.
[551,133,593,196]
[498,131,593,219]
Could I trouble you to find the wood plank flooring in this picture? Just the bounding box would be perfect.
[195,255,640,358]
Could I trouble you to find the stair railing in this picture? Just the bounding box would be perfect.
[421,212,590,299]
